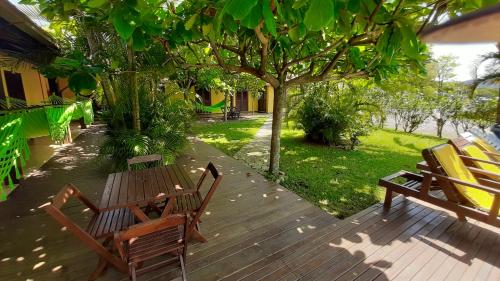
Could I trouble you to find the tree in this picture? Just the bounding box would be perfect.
[161,0,483,174]
[27,0,488,174]
[427,55,459,137]
[471,48,500,126]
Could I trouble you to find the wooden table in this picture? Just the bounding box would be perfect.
[99,164,196,221]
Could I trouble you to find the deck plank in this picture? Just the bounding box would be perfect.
[0,126,498,281]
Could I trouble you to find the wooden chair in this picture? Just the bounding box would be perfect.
[114,212,188,281]
[449,137,500,181]
[461,134,500,161]
[127,154,164,171]
[172,162,223,242]
[379,144,500,227]
[42,184,132,280]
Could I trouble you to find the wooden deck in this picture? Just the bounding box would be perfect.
[0,125,498,281]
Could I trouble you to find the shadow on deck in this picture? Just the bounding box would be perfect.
[0,126,498,281]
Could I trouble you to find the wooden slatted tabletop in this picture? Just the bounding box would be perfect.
[99,164,195,210]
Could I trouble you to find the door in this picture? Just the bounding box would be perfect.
[236,91,248,111]
[4,71,25,101]
[198,88,211,105]
[258,92,267,112]
[48,78,61,97]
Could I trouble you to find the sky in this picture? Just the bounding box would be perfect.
[430,43,498,82]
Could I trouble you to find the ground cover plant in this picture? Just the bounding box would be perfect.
[192,117,267,156]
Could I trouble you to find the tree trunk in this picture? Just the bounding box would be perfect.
[436,118,444,138]
[84,29,117,109]
[127,43,140,132]
[269,84,286,175]
[496,88,500,125]
[224,91,228,120]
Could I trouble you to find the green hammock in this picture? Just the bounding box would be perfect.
[195,100,226,113]
[45,104,76,143]
[72,100,94,125]
[0,114,30,200]
[23,108,50,138]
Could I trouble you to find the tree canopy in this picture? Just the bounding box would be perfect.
[24,0,497,174]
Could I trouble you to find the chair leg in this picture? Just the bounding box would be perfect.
[383,190,393,211]
[129,264,137,281]
[179,255,187,281]
[88,257,107,281]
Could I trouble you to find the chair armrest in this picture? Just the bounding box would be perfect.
[467,166,500,180]
[483,150,500,158]
[420,171,500,195]
[459,155,500,166]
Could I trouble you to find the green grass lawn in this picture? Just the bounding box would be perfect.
[192,119,444,218]
[279,127,443,218]
[191,117,268,156]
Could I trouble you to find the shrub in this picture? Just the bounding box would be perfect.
[99,97,194,171]
[297,89,372,148]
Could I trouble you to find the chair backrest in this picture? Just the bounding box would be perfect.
[461,145,500,175]
[449,137,500,175]
[194,162,222,220]
[127,154,164,171]
[114,214,188,264]
[423,144,494,211]
[42,184,127,272]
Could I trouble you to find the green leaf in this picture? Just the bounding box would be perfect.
[292,0,309,9]
[202,23,213,36]
[347,0,361,13]
[223,15,238,33]
[87,0,106,8]
[68,72,97,93]
[348,47,363,69]
[240,4,261,29]
[185,14,198,30]
[262,0,277,37]
[224,0,259,20]
[288,23,306,41]
[399,24,419,59]
[132,29,146,50]
[112,14,135,40]
[54,57,80,68]
[304,0,334,31]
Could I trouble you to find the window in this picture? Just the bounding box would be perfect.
[4,70,25,101]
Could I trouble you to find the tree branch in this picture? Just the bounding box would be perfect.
[210,43,279,87]
[283,37,344,69]
[365,0,384,33]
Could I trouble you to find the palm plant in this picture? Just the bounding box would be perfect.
[471,48,500,125]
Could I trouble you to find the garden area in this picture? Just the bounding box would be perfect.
[1,0,499,280]
[192,119,444,218]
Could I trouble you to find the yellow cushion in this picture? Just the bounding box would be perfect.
[432,144,494,212]
[472,138,500,161]
[462,145,500,179]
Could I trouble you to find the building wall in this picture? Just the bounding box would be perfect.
[266,84,274,113]
[56,78,75,100]
[208,88,273,113]
[0,61,75,105]
[0,63,50,106]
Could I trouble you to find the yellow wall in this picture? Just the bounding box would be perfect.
[0,63,50,106]
[207,89,274,113]
[266,84,274,113]
[56,78,75,100]
[0,61,75,105]
[211,90,225,105]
